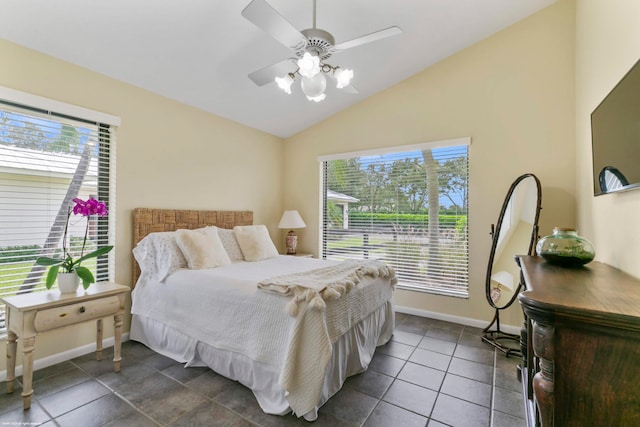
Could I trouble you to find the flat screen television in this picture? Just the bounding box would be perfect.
[591,58,640,196]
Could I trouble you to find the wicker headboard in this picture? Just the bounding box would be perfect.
[132,208,253,285]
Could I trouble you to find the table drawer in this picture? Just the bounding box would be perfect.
[34,296,121,332]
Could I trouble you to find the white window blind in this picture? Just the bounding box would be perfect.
[0,98,116,332]
[320,139,469,297]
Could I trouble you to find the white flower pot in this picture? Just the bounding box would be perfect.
[58,272,80,294]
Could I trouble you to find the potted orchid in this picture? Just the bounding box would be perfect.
[36,197,113,291]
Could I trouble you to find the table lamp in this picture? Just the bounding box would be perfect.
[489,270,514,304]
[278,210,306,254]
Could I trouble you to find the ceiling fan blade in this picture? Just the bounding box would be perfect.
[241,0,307,52]
[332,26,403,52]
[248,58,297,86]
[341,84,359,95]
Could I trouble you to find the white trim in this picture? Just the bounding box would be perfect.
[394,304,521,335]
[0,85,121,126]
[108,127,118,282]
[317,137,471,162]
[0,333,130,381]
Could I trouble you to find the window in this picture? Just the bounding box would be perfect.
[320,138,469,297]
[0,88,118,333]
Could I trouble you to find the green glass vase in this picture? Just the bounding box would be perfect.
[536,227,595,267]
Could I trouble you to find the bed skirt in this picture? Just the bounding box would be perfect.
[130,300,394,421]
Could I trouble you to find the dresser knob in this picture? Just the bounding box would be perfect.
[79,306,86,313]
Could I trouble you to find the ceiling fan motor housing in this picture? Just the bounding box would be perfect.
[300,28,335,60]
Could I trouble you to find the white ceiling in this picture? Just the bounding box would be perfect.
[1,0,556,138]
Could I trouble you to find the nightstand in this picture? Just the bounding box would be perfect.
[284,253,313,258]
[2,282,129,410]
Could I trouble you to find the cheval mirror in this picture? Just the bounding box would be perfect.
[482,173,541,356]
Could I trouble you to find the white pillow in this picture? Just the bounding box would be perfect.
[133,231,187,282]
[217,227,245,261]
[233,225,279,262]
[175,227,231,269]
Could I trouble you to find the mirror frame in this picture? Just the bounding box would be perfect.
[485,173,542,310]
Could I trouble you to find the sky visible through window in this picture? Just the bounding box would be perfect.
[0,111,93,150]
[358,146,467,209]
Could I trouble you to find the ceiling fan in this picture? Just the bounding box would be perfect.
[241,0,402,102]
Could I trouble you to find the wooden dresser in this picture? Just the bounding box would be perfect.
[517,255,640,427]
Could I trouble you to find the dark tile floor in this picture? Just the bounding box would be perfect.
[0,313,525,426]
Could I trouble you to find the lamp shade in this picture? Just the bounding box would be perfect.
[490,270,514,291]
[278,210,306,229]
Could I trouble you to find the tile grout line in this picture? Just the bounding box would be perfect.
[360,325,421,426]
[490,348,498,427]
[426,325,462,425]
[3,316,522,427]
[388,322,499,427]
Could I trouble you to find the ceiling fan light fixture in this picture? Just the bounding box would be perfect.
[275,74,294,94]
[300,73,327,100]
[334,68,354,89]
[242,0,403,103]
[297,52,321,78]
[306,94,326,103]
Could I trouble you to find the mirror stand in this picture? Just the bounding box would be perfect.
[482,173,541,359]
[482,284,523,357]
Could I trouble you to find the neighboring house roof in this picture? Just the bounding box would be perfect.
[0,144,97,176]
[327,189,359,203]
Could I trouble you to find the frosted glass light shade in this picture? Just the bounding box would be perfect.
[301,73,326,100]
[275,74,294,94]
[278,210,306,229]
[297,52,321,78]
[334,68,354,89]
[306,94,326,102]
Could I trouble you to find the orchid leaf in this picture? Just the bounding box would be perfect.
[36,257,65,266]
[75,266,95,289]
[45,265,60,289]
[75,245,114,265]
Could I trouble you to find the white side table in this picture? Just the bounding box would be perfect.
[2,282,129,410]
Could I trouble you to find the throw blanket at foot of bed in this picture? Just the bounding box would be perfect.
[258,259,397,417]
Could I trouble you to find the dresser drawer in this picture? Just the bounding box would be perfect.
[34,296,121,332]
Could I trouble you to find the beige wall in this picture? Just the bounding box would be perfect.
[0,39,284,372]
[4,0,636,378]
[283,0,576,327]
[576,1,640,277]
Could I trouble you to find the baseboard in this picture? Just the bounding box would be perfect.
[1,309,519,382]
[394,305,521,335]
[0,333,130,382]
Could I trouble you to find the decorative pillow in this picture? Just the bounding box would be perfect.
[175,227,231,269]
[233,225,279,262]
[217,227,245,262]
[133,231,187,282]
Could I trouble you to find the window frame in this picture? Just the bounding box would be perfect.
[0,86,119,334]
[318,137,470,298]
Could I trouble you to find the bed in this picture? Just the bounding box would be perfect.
[129,208,396,421]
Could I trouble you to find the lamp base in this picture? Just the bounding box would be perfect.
[285,230,298,255]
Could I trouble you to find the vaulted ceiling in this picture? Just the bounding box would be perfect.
[1,0,556,137]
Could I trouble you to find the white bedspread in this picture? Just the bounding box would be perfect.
[130,256,394,416]
[259,259,397,415]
